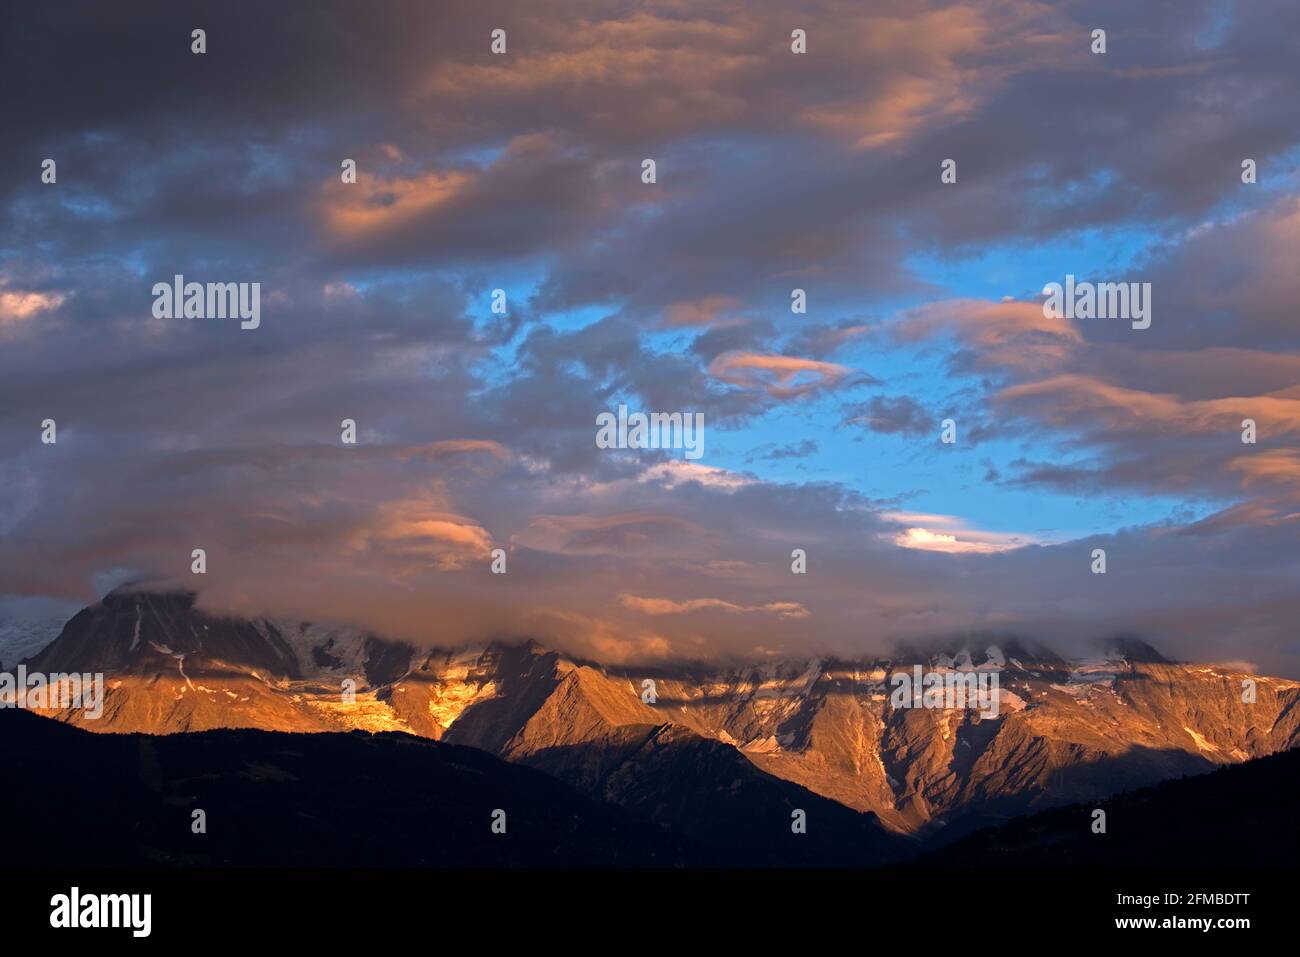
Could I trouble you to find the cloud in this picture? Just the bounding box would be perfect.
[998,375,1300,439]
[895,298,1081,375]
[885,511,1035,554]
[512,511,707,556]
[0,289,65,329]
[891,192,1300,518]
[708,351,852,398]
[361,502,495,570]
[797,2,1068,149]
[637,461,752,490]
[758,439,819,461]
[1229,450,1300,504]
[2,0,1300,679]
[619,594,810,619]
[663,295,744,328]
[322,168,474,240]
[844,395,933,435]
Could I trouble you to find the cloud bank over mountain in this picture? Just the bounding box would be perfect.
[2,1,1299,673]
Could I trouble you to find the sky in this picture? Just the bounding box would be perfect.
[2,0,1299,674]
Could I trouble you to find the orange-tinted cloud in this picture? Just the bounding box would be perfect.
[708,351,850,398]
[619,594,809,619]
[1229,450,1300,495]
[897,298,1081,374]
[799,4,1066,148]
[998,375,1300,436]
[322,167,474,240]
[0,289,65,329]
[359,503,494,570]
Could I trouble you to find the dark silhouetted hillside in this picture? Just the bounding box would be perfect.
[919,745,1300,867]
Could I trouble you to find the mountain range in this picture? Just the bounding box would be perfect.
[10,587,1300,860]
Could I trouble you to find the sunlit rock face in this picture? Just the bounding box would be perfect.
[14,588,1300,836]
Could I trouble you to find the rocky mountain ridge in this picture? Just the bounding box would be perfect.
[13,588,1300,837]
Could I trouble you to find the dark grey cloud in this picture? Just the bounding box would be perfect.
[844,395,933,436]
